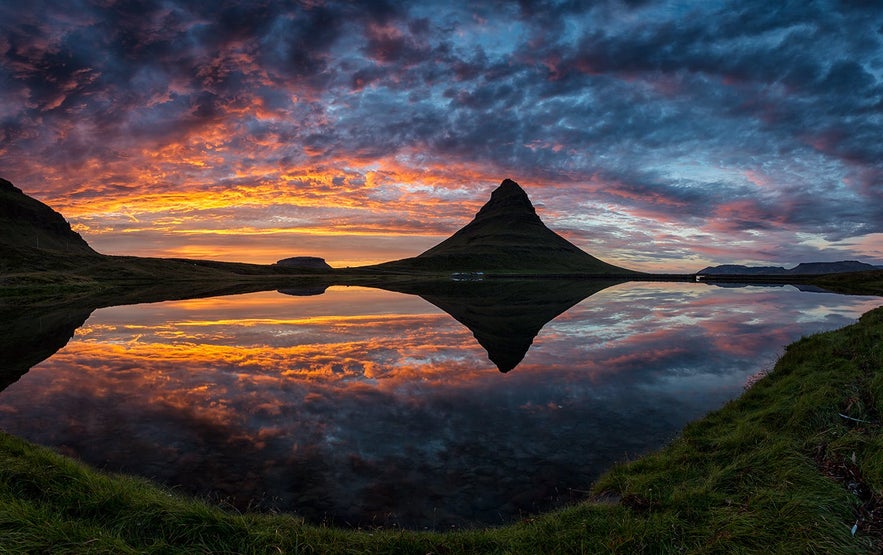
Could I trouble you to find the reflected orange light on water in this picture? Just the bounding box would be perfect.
[64,284,877,392]
[0,283,879,529]
[63,288,495,387]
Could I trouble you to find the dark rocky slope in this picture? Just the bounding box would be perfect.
[1,177,100,265]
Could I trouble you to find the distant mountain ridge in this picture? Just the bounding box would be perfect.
[369,179,636,275]
[698,260,880,276]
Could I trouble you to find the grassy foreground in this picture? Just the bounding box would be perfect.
[1,307,881,553]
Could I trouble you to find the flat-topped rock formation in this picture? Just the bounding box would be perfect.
[275,256,332,270]
[698,260,879,276]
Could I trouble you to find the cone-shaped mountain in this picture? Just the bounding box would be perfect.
[371,179,636,275]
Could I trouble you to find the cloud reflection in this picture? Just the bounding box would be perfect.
[0,284,879,529]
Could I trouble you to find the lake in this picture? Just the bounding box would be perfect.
[0,280,879,529]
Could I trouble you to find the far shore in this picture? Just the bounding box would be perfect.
[5,253,883,307]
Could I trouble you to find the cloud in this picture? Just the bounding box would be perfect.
[1,0,881,270]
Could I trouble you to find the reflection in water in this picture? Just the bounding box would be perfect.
[0,282,879,529]
[370,279,623,372]
[0,303,91,389]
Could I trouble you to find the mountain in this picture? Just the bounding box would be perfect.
[368,179,636,275]
[0,178,334,282]
[0,177,97,256]
[697,264,788,275]
[698,260,878,276]
[788,261,879,274]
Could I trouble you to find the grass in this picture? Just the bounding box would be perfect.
[595,306,883,553]
[0,297,881,552]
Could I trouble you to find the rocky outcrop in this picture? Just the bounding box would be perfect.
[274,256,332,270]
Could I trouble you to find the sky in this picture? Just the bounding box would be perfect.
[1,0,882,272]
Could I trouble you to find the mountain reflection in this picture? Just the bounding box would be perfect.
[0,282,879,529]
[0,302,92,390]
[282,279,624,372]
[0,279,320,391]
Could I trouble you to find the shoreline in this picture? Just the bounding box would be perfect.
[0,275,879,552]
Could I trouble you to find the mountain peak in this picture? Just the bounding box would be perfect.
[497,178,527,197]
[369,178,636,275]
[475,178,537,221]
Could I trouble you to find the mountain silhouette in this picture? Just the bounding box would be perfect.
[368,179,636,275]
[0,178,337,281]
[698,261,880,276]
[1,177,99,265]
[376,279,624,372]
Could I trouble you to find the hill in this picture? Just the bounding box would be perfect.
[0,178,95,255]
[365,179,637,275]
[698,260,879,276]
[0,178,340,294]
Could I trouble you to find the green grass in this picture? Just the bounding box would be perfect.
[594,313,882,553]
[0,301,881,552]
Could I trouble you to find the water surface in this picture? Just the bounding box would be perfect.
[0,281,878,529]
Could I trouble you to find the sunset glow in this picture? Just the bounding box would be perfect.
[2,2,881,271]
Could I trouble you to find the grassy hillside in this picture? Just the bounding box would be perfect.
[0,178,96,256]
[0,251,340,302]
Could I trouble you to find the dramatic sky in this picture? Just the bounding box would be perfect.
[1,0,882,271]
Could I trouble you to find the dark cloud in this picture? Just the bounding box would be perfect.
[0,0,881,268]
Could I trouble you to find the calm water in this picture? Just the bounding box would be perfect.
[0,281,879,529]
